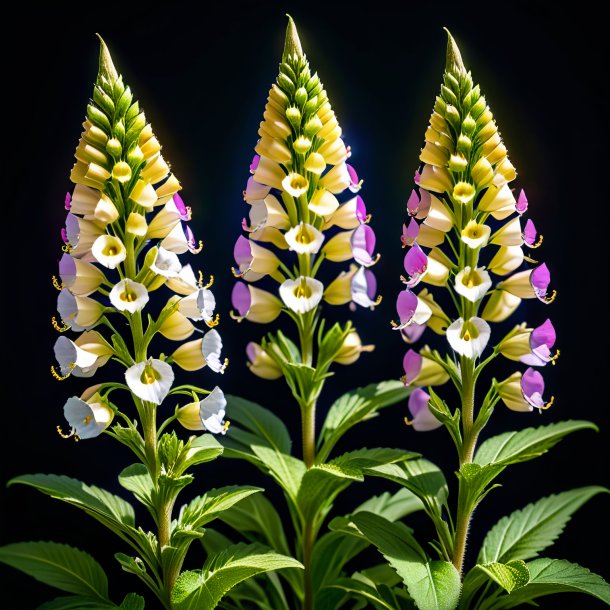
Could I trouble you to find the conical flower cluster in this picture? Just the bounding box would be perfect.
[53,39,226,439]
[395,31,557,429]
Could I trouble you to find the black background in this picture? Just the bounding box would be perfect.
[2,1,609,608]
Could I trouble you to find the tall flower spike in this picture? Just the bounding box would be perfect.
[394,28,557,431]
[54,37,226,438]
[233,16,380,378]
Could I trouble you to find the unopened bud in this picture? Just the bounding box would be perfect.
[127,145,144,165]
[295,86,308,107]
[293,136,312,154]
[106,137,122,157]
[112,161,132,183]
[334,331,374,365]
[457,134,472,154]
[303,95,318,116]
[462,115,476,135]
[286,106,302,128]
[304,116,323,137]
[449,153,468,172]
[444,104,461,130]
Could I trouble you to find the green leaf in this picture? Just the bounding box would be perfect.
[118,464,154,509]
[0,542,109,599]
[224,395,291,454]
[180,434,224,472]
[475,560,530,593]
[178,486,261,531]
[485,558,610,609]
[8,474,135,533]
[318,381,410,461]
[251,446,305,502]
[479,486,608,564]
[355,487,424,521]
[350,512,461,610]
[474,420,597,467]
[330,577,396,610]
[171,543,303,610]
[38,597,117,609]
[119,593,145,609]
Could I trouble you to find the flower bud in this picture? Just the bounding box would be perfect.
[286,105,301,128]
[112,161,132,183]
[471,157,494,187]
[246,342,282,379]
[126,212,148,236]
[449,153,468,172]
[498,324,531,361]
[295,86,308,107]
[127,145,144,165]
[106,137,122,157]
[176,401,205,431]
[462,115,476,135]
[293,136,312,154]
[304,116,323,137]
[444,104,461,129]
[334,331,374,365]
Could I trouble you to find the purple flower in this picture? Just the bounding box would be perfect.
[407,388,442,431]
[401,323,426,344]
[351,224,378,267]
[392,288,432,330]
[231,281,250,317]
[403,349,422,385]
[401,218,420,247]
[350,267,379,310]
[173,193,191,221]
[403,243,428,287]
[355,195,368,223]
[65,192,72,211]
[531,263,556,303]
[521,367,553,410]
[516,189,528,215]
[347,164,362,193]
[250,154,260,173]
[523,219,542,248]
[522,319,557,366]
[406,188,431,219]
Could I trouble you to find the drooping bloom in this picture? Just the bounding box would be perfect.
[406,388,442,432]
[60,391,114,440]
[233,17,379,380]
[176,387,228,434]
[394,30,558,432]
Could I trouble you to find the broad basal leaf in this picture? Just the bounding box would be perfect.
[350,512,461,610]
[474,420,597,467]
[171,543,302,610]
[485,558,610,609]
[8,474,135,533]
[0,541,109,599]
[318,381,410,461]
[479,486,608,564]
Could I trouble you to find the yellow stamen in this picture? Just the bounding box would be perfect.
[374,295,383,305]
[404,416,414,427]
[191,240,204,254]
[221,357,229,372]
[529,234,544,249]
[540,395,555,411]
[550,349,561,365]
[206,313,221,328]
[390,320,398,328]
[229,310,243,322]
[223,420,231,432]
[61,244,73,254]
[231,266,244,278]
[51,365,71,381]
[83,415,92,424]
[51,276,63,290]
[51,317,70,332]
[543,290,557,304]
[364,213,372,224]
[56,425,73,439]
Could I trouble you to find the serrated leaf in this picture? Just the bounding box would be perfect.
[251,446,305,502]
[318,381,410,461]
[0,542,109,599]
[476,560,530,593]
[179,486,261,531]
[223,396,291,454]
[479,486,608,564]
[38,596,117,609]
[8,474,135,533]
[118,464,154,508]
[330,577,396,610]
[350,512,461,610]
[474,420,597,467]
[171,543,303,610]
[484,558,610,609]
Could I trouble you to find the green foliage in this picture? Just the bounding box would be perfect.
[479,486,608,564]
[170,543,302,610]
[0,542,109,600]
[474,560,530,594]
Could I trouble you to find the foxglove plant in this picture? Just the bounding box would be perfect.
[336,32,610,610]
[0,39,299,609]
[212,16,412,610]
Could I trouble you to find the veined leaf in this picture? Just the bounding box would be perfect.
[475,560,530,593]
[318,381,410,461]
[0,541,109,599]
[250,446,305,502]
[180,434,224,471]
[178,486,261,531]
[119,593,145,610]
[38,597,117,609]
[350,512,461,610]
[8,474,134,533]
[330,577,396,610]
[479,486,608,564]
[224,395,291,454]
[118,464,154,509]
[474,420,597,467]
[171,542,302,610]
[484,558,610,609]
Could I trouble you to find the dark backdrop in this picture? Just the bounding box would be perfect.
[2,1,609,608]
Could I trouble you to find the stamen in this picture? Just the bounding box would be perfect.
[231,266,244,278]
[206,313,221,328]
[524,255,539,264]
[373,253,381,264]
[390,320,398,328]
[51,316,70,332]
[56,425,74,439]
[223,420,231,432]
[204,275,214,289]
[530,234,544,249]
[543,290,557,304]
[220,357,229,373]
[61,244,73,254]
[540,395,555,410]
[374,295,383,305]
[550,349,561,365]
[51,276,63,290]
[51,365,71,381]
[364,214,372,224]
[404,416,414,426]
[400,374,407,384]
[229,310,244,322]
[190,240,204,254]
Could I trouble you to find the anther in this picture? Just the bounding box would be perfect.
[51,365,71,381]
[56,425,73,439]
[544,290,557,304]
[61,244,73,254]
[550,349,561,365]
[530,234,544,249]
[51,316,70,332]
[206,313,221,328]
[190,240,204,254]
[229,310,244,322]
[220,357,229,373]
[223,420,231,432]
[404,416,414,427]
[204,275,214,289]
[51,276,63,290]
[541,395,555,411]
[231,267,244,278]
[374,295,383,305]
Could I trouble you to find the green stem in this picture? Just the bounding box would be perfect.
[302,518,315,610]
[452,357,478,576]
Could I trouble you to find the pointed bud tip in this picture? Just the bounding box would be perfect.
[443,27,466,75]
[283,14,304,61]
[96,33,119,82]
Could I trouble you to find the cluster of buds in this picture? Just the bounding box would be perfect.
[393,31,558,430]
[53,38,227,440]
[231,17,377,381]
